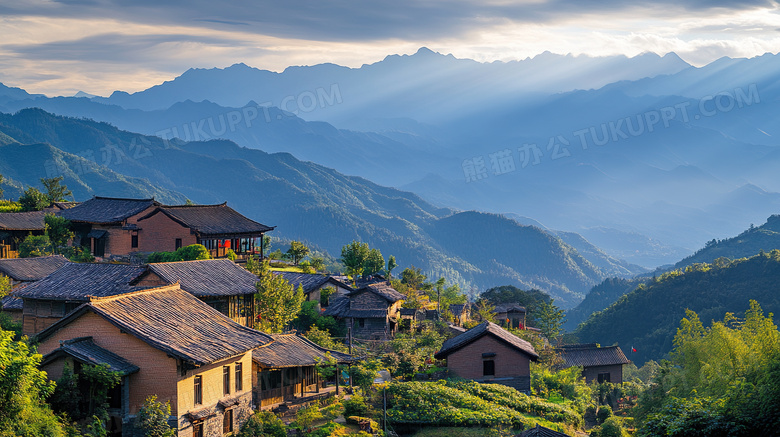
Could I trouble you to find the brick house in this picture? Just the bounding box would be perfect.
[136,204,274,259]
[323,283,404,340]
[434,322,539,392]
[15,259,259,336]
[252,334,356,408]
[556,344,630,384]
[35,284,271,437]
[58,197,161,258]
[273,272,353,310]
[0,255,68,322]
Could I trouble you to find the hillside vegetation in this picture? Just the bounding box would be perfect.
[576,250,780,364]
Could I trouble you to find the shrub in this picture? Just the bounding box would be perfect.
[597,405,613,424]
[236,411,286,437]
[343,395,368,418]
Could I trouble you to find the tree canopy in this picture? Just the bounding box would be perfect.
[285,241,310,265]
[254,260,305,333]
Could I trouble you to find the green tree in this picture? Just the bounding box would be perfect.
[535,300,565,342]
[286,241,310,265]
[340,241,369,283]
[400,266,426,290]
[255,260,305,333]
[293,404,322,432]
[134,395,175,437]
[474,299,496,323]
[386,255,397,279]
[41,177,72,203]
[44,213,74,254]
[310,256,326,272]
[363,248,384,276]
[18,187,49,211]
[18,234,53,258]
[0,274,10,298]
[147,244,211,263]
[0,174,4,199]
[0,328,67,436]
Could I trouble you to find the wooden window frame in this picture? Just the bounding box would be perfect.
[194,375,202,405]
[235,362,243,392]
[193,422,204,437]
[223,365,231,396]
[597,372,611,384]
[175,238,183,250]
[131,232,138,248]
[223,408,234,435]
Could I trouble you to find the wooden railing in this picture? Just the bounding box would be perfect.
[0,245,18,259]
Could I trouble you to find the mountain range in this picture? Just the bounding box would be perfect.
[0,108,646,308]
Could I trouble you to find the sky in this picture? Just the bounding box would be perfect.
[1,0,779,96]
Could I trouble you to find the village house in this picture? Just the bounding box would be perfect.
[34,284,271,437]
[273,271,353,310]
[0,210,46,258]
[58,197,161,259]
[556,344,630,384]
[57,197,274,260]
[136,203,275,259]
[0,255,68,322]
[252,333,356,408]
[323,283,404,340]
[15,259,260,335]
[494,303,528,330]
[434,321,539,392]
[449,303,471,326]
[517,424,572,437]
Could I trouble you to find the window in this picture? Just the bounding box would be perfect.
[194,375,202,405]
[235,362,243,392]
[223,365,231,395]
[598,372,611,384]
[193,422,203,437]
[483,360,495,376]
[357,318,365,328]
[223,409,234,435]
[131,233,138,248]
[175,238,183,250]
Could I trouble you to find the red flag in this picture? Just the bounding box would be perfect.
[632,346,637,353]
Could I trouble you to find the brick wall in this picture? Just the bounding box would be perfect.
[134,211,197,253]
[445,335,532,381]
[37,311,179,416]
[582,364,624,384]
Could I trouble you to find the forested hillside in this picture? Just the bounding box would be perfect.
[576,251,780,364]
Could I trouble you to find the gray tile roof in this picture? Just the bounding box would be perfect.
[1,296,22,311]
[321,296,350,317]
[434,322,539,360]
[494,303,527,313]
[273,272,349,295]
[42,337,140,375]
[36,284,272,366]
[0,255,68,282]
[146,259,258,297]
[139,203,274,236]
[351,283,404,303]
[252,333,356,368]
[556,344,630,367]
[0,211,46,231]
[14,262,148,301]
[59,197,159,224]
[449,303,469,316]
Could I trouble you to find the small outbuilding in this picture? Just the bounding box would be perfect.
[434,321,539,392]
[556,344,630,384]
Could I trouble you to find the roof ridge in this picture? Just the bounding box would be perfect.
[93,196,156,202]
[88,283,181,303]
[161,203,228,209]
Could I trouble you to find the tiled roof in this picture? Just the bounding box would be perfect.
[252,334,356,368]
[59,197,159,223]
[0,211,46,231]
[14,262,148,301]
[351,283,404,303]
[0,255,68,282]
[494,303,527,313]
[434,322,539,360]
[139,204,274,236]
[557,344,630,368]
[344,309,389,318]
[146,259,258,297]
[42,337,140,375]
[321,296,350,317]
[354,274,387,288]
[516,424,572,437]
[36,284,272,366]
[1,296,22,311]
[449,303,469,316]
[274,272,350,295]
